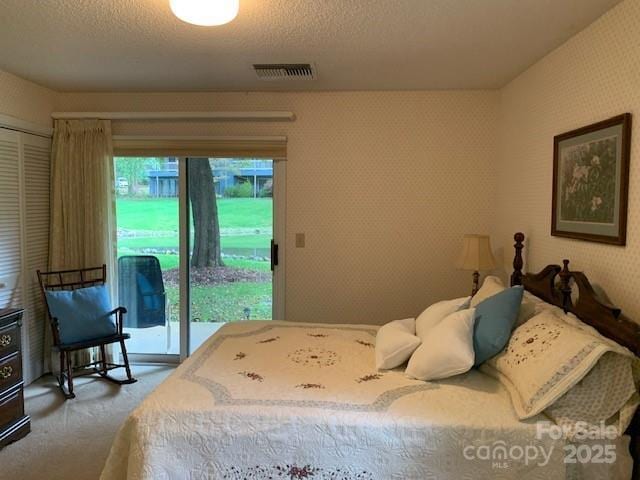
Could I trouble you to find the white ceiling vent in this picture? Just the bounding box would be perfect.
[253,63,316,81]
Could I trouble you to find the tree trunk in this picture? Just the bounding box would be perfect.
[189,158,223,267]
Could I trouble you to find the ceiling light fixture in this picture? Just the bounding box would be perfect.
[170,0,239,26]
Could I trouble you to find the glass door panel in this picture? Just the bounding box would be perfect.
[188,158,274,353]
[114,157,180,356]
[115,156,279,360]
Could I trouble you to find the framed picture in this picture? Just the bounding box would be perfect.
[552,113,632,245]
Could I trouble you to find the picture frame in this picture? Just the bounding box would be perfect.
[551,113,632,245]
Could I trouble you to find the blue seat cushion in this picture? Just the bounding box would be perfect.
[473,286,524,366]
[45,285,117,345]
[136,272,161,311]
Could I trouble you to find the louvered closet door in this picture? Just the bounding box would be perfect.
[21,132,51,382]
[0,129,23,312]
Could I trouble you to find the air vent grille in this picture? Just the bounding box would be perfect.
[253,63,316,81]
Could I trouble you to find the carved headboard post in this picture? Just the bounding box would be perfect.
[559,259,573,312]
[510,232,525,287]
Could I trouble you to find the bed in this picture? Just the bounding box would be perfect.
[100,233,640,480]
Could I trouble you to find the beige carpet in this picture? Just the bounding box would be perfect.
[1,365,174,480]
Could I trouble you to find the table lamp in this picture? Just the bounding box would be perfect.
[456,234,496,296]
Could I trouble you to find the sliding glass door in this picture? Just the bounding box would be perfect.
[114,156,283,362]
[115,157,181,358]
[188,158,275,352]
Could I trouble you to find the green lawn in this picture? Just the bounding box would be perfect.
[116,197,273,322]
[225,258,271,272]
[116,197,272,231]
[166,283,272,322]
[116,198,179,231]
[116,197,272,255]
[117,234,271,251]
[127,254,271,272]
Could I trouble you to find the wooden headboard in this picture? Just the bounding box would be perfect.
[510,232,640,356]
[509,232,640,478]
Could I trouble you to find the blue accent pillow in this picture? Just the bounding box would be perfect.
[473,286,523,366]
[45,285,117,345]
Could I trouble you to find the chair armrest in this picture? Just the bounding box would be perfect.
[109,307,128,334]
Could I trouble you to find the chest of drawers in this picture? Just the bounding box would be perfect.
[0,308,30,448]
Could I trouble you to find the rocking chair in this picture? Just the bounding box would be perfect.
[37,265,137,399]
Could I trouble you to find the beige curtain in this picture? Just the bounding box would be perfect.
[45,119,117,371]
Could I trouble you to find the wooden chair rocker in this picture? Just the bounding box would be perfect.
[37,265,137,399]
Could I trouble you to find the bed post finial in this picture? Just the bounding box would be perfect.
[559,259,572,311]
[510,232,525,286]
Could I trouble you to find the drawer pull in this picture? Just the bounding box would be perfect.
[0,366,12,379]
[0,334,12,347]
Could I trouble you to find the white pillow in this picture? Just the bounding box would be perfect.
[375,318,421,370]
[415,296,470,340]
[470,275,505,307]
[405,308,476,381]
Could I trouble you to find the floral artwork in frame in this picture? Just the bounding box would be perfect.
[552,113,632,245]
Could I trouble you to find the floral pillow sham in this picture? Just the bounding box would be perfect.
[480,309,636,423]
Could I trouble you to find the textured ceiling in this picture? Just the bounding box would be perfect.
[0,0,622,92]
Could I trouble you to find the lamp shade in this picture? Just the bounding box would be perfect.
[456,234,496,271]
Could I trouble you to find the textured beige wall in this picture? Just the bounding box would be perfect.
[0,69,55,127]
[494,0,640,319]
[56,90,499,324]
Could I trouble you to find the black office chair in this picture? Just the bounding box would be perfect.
[117,256,171,350]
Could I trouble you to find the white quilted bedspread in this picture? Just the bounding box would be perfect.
[100,321,631,480]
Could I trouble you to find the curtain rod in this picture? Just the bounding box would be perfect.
[51,111,295,121]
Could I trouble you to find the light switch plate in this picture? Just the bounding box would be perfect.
[295,233,306,248]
